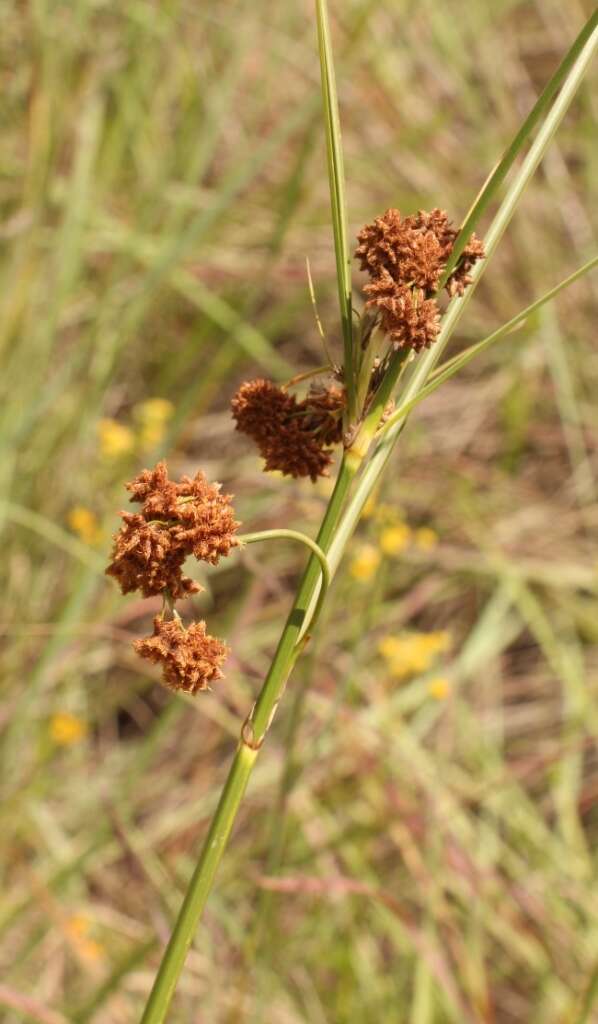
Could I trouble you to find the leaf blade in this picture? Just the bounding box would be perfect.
[315,0,356,417]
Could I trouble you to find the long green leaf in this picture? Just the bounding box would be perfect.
[438,10,598,288]
[315,0,356,417]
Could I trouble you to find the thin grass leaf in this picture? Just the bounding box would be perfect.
[378,255,598,437]
[315,0,356,417]
[438,10,598,288]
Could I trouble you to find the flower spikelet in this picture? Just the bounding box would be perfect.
[409,208,456,260]
[230,378,294,444]
[409,208,485,296]
[231,379,337,481]
[302,382,346,446]
[135,616,227,694]
[105,513,199,599]
[447,233,486,296]
[355,208,410,277]
[170,472,240,564]
[364,272,440,351]
[357,207,484,293]
[126,461,179,517]
[356,208,447,293]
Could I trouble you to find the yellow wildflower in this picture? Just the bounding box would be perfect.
[50,713,88,746]
[66,914,90,939]
[65,915,105,963]
[428,676,451,700]
[134,397,175,452]
[378,630,452,680]
[425,630,451,654]
[98,418,135,459]
[80,939,105,962]
[68,506,102,546]
[350,544,381,582]
[414,526,439,551]
[380,523,412,556]
[378,636,401,660]
[134,397,174,423]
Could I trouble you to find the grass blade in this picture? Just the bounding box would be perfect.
[438,10,598,288]
[315,0,356,417]
[378,255,598,436]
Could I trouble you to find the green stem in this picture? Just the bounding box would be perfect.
[348,346,411,460]
[238,528,331,630]
[140,742,258,1024]
[139,456,356,1024]
[244,645,316,970]
[249,455,356,740]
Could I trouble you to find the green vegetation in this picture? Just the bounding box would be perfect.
[1,2,597,1022]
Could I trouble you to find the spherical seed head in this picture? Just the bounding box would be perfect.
[263,427,333,481]
[134,616,227,695]
[231,379,340,481]
[106,461,240,598]
[230,379,294,444]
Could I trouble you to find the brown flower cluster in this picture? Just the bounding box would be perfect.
[106,461,239,694]
[107,461,239,598]
[105,512,199,600]
[231,378,345,481]
[134,616,227,695]
[363,271,441,352]
[356,208,484,350]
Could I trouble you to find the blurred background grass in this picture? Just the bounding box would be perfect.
[1,1,597,1021]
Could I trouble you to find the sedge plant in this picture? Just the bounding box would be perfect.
[101,6,598,1019]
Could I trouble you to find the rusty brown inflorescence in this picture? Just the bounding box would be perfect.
[231,378,345,481]
[106,461,239,694]
[362,270,441,352]
[356,208,484,350]
[107,461,239,598]
[134,616,227,695]
[105,511,200,600]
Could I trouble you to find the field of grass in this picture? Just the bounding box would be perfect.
[1,1,597,1021]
